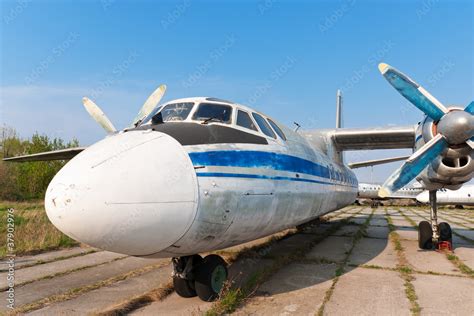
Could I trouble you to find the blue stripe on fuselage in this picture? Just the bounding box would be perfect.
[189,150,357,186]
[195,172,355,187]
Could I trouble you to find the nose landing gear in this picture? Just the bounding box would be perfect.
[418,190,453,250]
[172,254,228,301]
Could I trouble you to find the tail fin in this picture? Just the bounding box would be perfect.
[335,90,344,163]
[336,89,343,129]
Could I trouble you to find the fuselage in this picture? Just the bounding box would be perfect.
[44,97,358,258]
[358,183,423,200]
[416,185,474,206]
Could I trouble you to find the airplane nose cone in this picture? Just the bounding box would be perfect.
[45,130,198,256]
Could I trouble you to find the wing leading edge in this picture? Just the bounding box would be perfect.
[2,147,86,162]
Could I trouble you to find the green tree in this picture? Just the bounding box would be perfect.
[0,127,79,200]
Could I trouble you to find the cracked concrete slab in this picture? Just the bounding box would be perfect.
[234,263,337,316]
[0,256,167,311]
[131,294,211,315]
[452,246,474,270]
[0,251,126,289]
[0,246,96,272]
[330,224,360,237]
[412,273,474,315]
[29,264,172,315]
[324,268,411,316]
[348,237,398,269]
[366,225,390,239]
[369,216,387,226]
[306,236,353,263]
[400,240,463,275]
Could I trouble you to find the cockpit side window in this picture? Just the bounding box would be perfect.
[236,110,258,131]
[252,113,276,139]
[267,119,286,140]
[159,102,194,122]
[193,103,233,124]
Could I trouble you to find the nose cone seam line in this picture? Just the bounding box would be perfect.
[92,134,165,168]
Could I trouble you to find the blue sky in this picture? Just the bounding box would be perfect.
[1,0,473,182]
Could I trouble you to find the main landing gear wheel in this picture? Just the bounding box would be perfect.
[438,222,452,244]
[172,254,228,301]
[195,254,228,301]
[172,255,203,298]
[417,190,454,251]
[173,275,196,298]
[418,221,433,250]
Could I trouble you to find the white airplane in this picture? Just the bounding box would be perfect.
[4,63,473,301]
[417,184,474,206]
[357,182,423,206]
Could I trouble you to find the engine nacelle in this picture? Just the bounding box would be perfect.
[415,113,474,190]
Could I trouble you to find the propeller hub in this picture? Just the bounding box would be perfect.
[437,110,474,145]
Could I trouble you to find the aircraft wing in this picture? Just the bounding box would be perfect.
[348,155,411,169]
[333,125,416,150]
[2,147,86,162]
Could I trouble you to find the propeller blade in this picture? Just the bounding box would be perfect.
[465,101,474,114]
[132,84,167,126]
[82,97,117,133]
[379,134,448,198]
[378,63,448,121]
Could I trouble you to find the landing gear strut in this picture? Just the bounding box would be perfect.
[172,254,228,301]
[418,190,453,250]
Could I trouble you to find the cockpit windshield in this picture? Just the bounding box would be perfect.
[192,103,232,124]
[160,102,194,121]
[142,102,194,125]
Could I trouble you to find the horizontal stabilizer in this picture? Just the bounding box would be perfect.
[348,155,410,169]
[3,147,86,162]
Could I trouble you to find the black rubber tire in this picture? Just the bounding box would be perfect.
[438,222,453,244]
[195,255,228,301]
[173,254,203,298]
[173,276,197,298]
[418,221,433,250]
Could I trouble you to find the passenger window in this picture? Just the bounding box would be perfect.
[236,110,258,131]
[267,119,286,140]
[193,103,232,124]
[252,113,276,138]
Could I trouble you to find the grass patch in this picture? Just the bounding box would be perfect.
[444,252,474,277]
[403,279,421,315]
[317,275,339,316]
[398,266,413,274]
[0,200,79,258]
[385,208,421,316]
